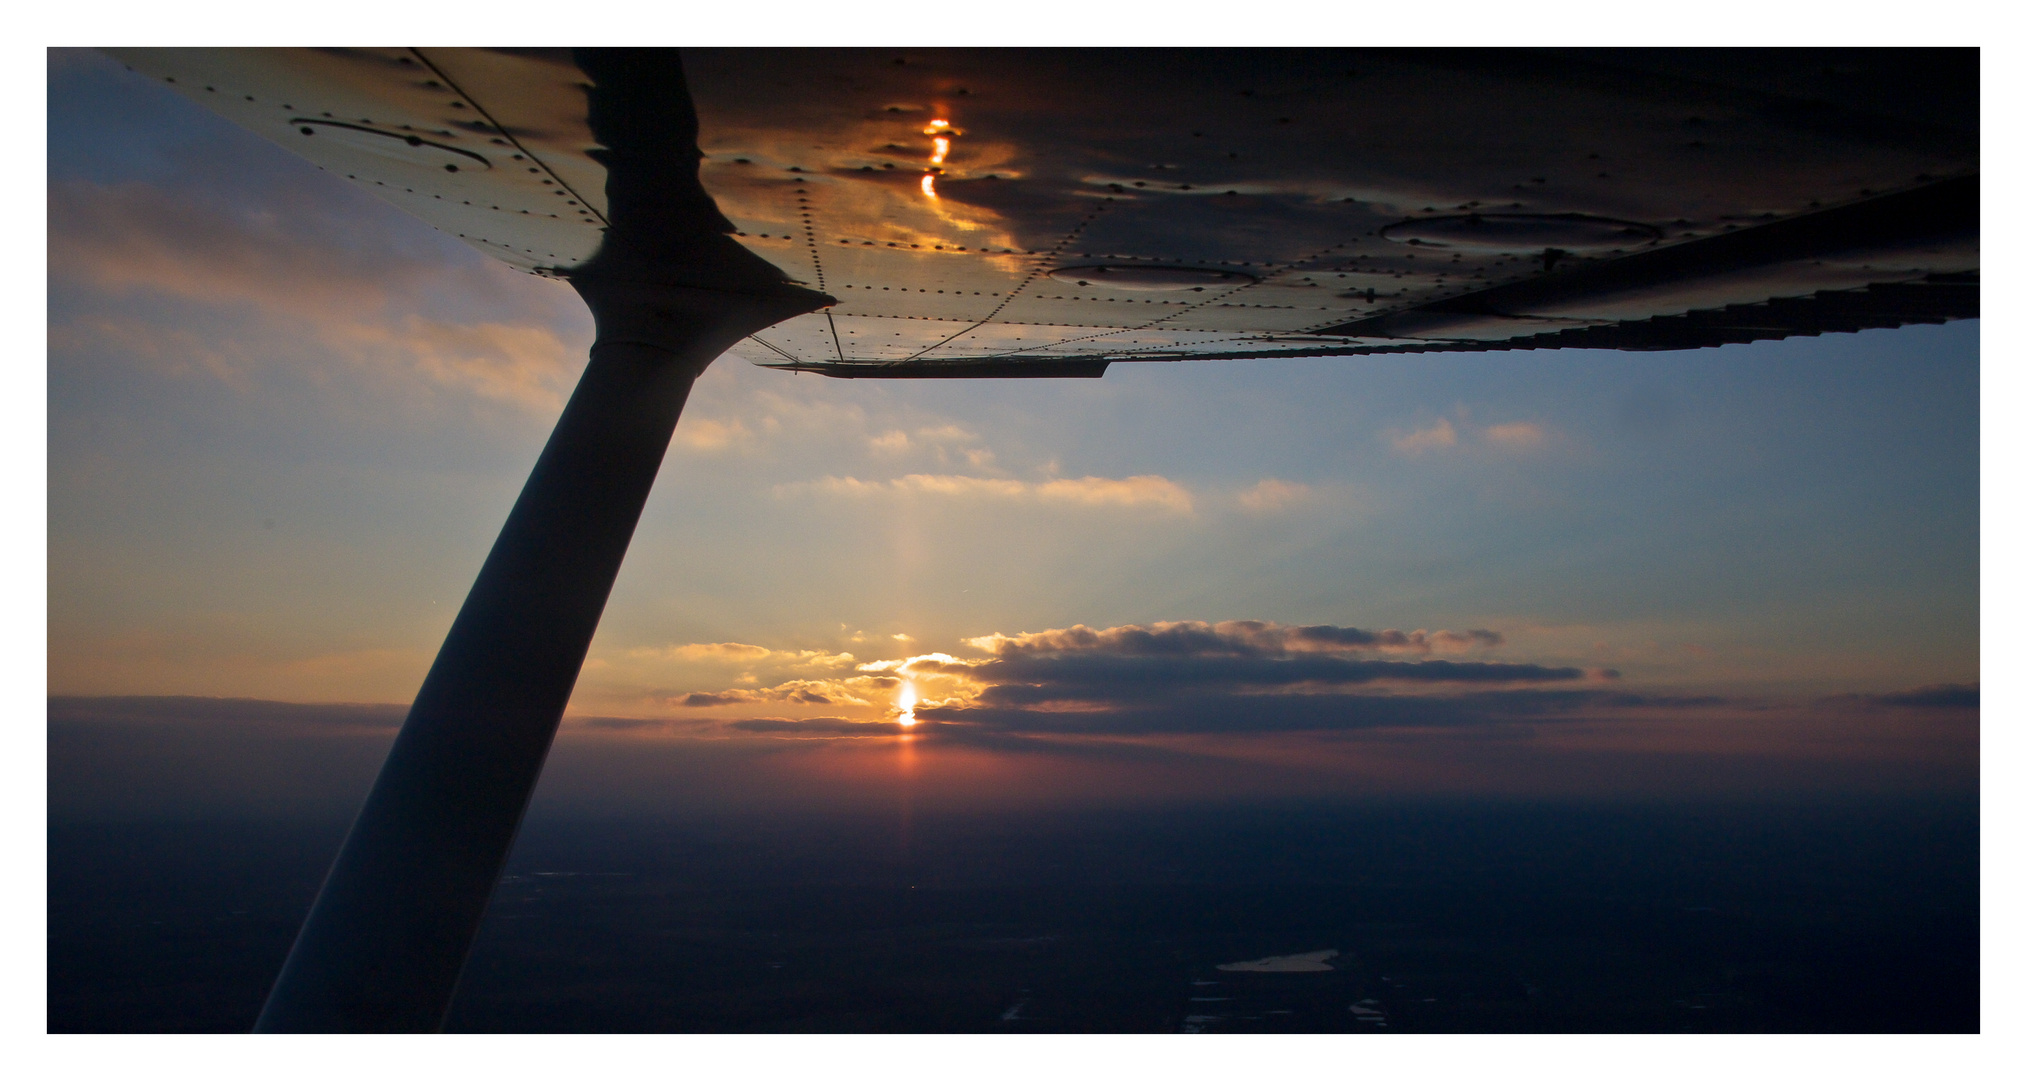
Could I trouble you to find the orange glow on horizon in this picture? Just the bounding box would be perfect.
[895,681,919,726]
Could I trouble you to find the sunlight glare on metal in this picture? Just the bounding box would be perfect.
[931,136,950,165]
[920,173,937,199]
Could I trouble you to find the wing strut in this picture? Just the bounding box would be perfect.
[253,50,829,1032]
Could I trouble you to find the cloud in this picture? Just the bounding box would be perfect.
[1391,418,1458,454]
[49,177,588,413]
[1482,421,1547,449]
[673,673,901,708]
[54,309,579,413]
[578,717,666,730]
[49,317,254,389]
[1237,479,1311,512]
[919,688,1693,737]
[674,417,754,452]
[636,620,1935,749]
[811,474,1023,499]
[49,178,421,311]
[835,620,1608,736]
[783,650,862,669]
[679,682,846,707]
[787,473,1194,514]
[858,652,965,673]
[865,424,1000,470]
[48,177,564,325]
[378,315,577,411]
[1036,475,1194,512]
[958,654,1596,711]
[727,716,900,736]
[625,643,859,670]
[645,642,776,663]
[1388,413,1554,456]
[965,620,1504,659]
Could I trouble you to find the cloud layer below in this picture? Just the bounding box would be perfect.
[641,619,1639,738]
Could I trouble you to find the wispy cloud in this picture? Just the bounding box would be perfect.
[673,416,755,452]
[50,178,426,310]
[1391,417,1458,454]
[784,473,1195,514]
[681,686,843,707]
[866,423,988,463]
[1389,412,1555,456]
[727,716,898,736]
[966,620,1505,659]
[637,643,856,669]
[49,177,587,413]
[1237,479,1311,512]
[376,315,578,411]
[673,672,901,709]
[48,177,568,321]
[868,429,913,454]
[638,642,776,663]
[1035,475,1194,512]
[1482,421,1547,449]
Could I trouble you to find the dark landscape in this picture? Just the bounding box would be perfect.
[49,797,1978,1033]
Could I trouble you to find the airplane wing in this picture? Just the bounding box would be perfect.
[103,48,1977,378]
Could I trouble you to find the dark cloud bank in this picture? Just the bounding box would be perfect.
[1824,683,1979,710]
[921,689,1696,738]
[47,632,1974,817]
[912,620,1628,736]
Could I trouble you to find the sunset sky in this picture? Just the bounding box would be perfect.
[47,48,1979,813]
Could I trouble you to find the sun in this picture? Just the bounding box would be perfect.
[895,682,919,727]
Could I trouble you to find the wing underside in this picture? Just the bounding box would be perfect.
[108,47,1979,377]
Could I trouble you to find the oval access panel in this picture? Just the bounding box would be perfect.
[288,120,492,172]
[1381,213,1659,253]
[1046,265,1256,291]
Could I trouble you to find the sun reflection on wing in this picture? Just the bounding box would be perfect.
[923,118,953,197]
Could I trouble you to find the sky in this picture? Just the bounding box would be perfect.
[46,48,1980,813]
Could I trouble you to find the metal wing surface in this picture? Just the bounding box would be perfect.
[107,48,1978,378]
